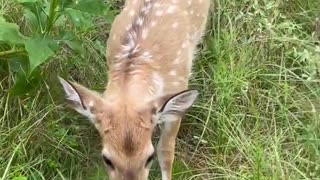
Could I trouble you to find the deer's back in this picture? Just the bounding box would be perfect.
[105,0,210,99]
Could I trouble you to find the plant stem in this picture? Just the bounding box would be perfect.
[0,49,26,58]
[45,0,59,35]
[35,5,44,33]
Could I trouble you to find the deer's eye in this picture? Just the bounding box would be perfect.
[102,155,114,169]
[145,153,155,167]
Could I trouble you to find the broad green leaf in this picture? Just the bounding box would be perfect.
[48,39,60,51]
[65,40,85,56]
[25,36,54,72]
[8,57,29,74]
[60,30,77,40]
[23,9,38,32]
[61,31,86,56]
[16,0,37,12]
[0,18,26,44]
[16,0,39,14]
[64,8,94,30]
[62,0,73,8]
[18,0,48,32]
[54,14,67,28]
[9,68,41,96]
[69,0,106,14]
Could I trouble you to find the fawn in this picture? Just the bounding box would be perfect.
[59,0,210,179]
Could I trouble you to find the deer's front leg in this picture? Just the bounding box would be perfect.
[157,118,181,180]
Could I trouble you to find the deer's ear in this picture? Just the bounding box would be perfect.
[58,77,104,122]
[153,90,199,124]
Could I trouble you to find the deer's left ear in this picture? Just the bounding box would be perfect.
[58,77,104,123]
[153,90,199,124]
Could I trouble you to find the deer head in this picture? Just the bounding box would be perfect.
[58,77,198,180]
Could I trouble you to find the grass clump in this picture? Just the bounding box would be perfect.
[1,0,320,179]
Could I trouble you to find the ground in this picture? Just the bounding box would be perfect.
[1,0,320,179]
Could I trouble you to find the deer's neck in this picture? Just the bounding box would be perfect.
[104,66,162,104]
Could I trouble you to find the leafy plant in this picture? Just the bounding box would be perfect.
[0,0,110,96]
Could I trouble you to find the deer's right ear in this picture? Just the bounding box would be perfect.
[58,77,103,122]
[152,90,199,124]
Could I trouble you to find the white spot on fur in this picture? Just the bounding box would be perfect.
[172,22,178,28]
[142,51,152,61]
[126,24,132,31]
[88,101,94,107]
[129,10,135,16]
[136,17,144,26]
[121,38,135,52]
[129,69,144,75]
[143,51,150,56]
[151,21,157,27]
[169,70,177,76]
[131,44,140,54]
[173,57,180,64]
[152,72,164,97]
[156,10,163,16]
[182,43,187,48]
[142,28,149,39]
[167,5,176,14]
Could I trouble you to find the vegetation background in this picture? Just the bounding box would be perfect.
[1,0,320,179]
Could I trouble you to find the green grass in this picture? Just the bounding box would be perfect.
[1,0,320,179]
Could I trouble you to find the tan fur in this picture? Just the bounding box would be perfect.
[60,0,210,179]
[105,0,210,101]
